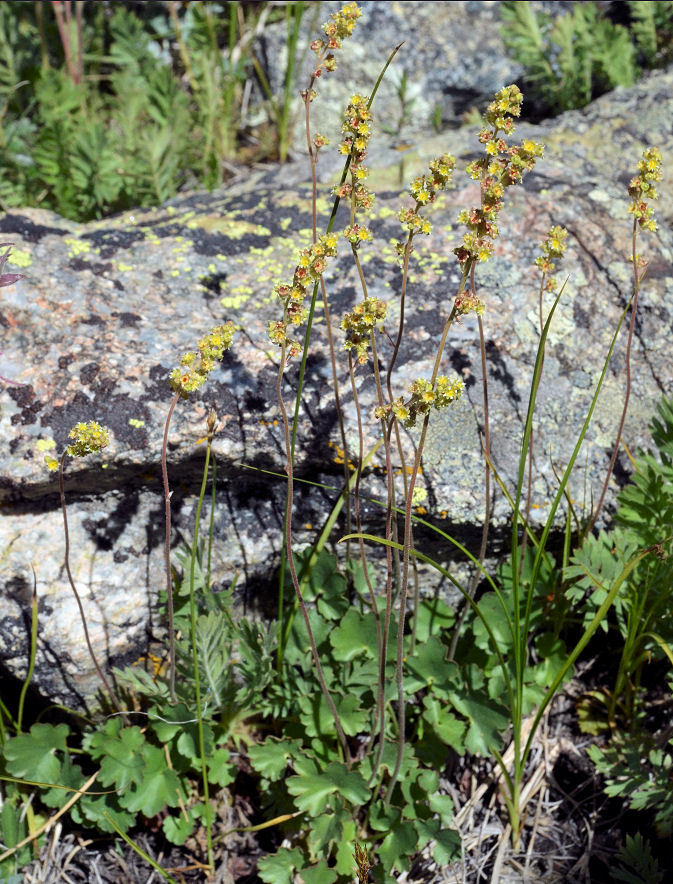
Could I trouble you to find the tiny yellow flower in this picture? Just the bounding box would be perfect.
[66,422,111,458]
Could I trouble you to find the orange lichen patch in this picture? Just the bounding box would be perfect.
[133,652,166,681]
[328,441,356,470]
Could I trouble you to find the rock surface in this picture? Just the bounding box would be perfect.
[260,0,525,149]
[0,7,671,708]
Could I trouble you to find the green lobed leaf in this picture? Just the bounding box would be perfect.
[248,738,303,781]
[286,761,370,816]
[94,727,146,791]
[335,819,357,875]
[257,847,305,884]
[208,747,237,787]
[330,608,379,661]
[119,744,183,816]
[428,792,455,826]
[413,598,455,642]
[4,723,70,784]
[432,827,461,865]
[335,694,369,736]
[448,691,509,756]
[377,819,417,875]
[298,861,338,883]
[308,806,345,858]
[74,793,136,834]
[404,636,456,694]
[176,720,215,763]
[163,806,199,845]
[421,696,466,751]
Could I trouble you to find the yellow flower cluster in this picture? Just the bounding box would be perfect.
[628,146,662,232]
[268,233,339,361]
[321,2,361,48]
[398,154,455,238]
[454,85,544,270]
[307,2,361,86]
[335,93,375,219]
[341,297,387,364]
[169,323,235,398]
[343,224,372,245]
[535,225,568,290]
[378,376,464,428]
[483,83,522,132]
[44,421,111,470]
[454,291,485,318]
[66,421,111,458]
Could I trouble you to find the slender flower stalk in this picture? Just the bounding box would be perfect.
[277,5,363,663]
[270,232,350,759]
[386,85,544,801]
[162,323,235,701]
[46,422,121,713]
[519,226,568,578]
[387,155,456,650]
[589,146,662,533]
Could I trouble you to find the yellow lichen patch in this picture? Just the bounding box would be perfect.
[186,215,271,239]
[171,270,180,277]
[36,437,56,452]
[117,262,133,272]
[7,248,32,268]
[280,217,293,230]
[129,418,145,428]
[221,293,250,309]
[381,241,400,264]
[373,205,396,220]
[64,238,91,258]
[411,485,427,506]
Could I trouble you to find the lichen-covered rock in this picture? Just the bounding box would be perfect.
[260,0,526,152]
[0,52,671,708]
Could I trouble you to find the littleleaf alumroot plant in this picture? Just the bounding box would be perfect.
[1,3,670,882]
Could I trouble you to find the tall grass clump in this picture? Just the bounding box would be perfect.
[0,3,669,882]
